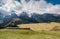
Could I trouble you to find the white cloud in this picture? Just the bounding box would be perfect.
[0,0,60,16]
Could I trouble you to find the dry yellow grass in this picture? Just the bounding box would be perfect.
[17,22,60,31]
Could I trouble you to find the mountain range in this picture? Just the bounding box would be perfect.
[0,12,60,28]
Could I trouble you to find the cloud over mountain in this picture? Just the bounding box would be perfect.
[0,0,60,17]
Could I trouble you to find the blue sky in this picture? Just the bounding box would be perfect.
[45,0,60,5]
[17,0,60,5]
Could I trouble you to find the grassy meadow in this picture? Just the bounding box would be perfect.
[0,22,60,39]
[0,29,60,39]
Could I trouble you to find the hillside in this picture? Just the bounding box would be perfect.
[17,22,60,31]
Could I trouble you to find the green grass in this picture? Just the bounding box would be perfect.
[0,29,60,39]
